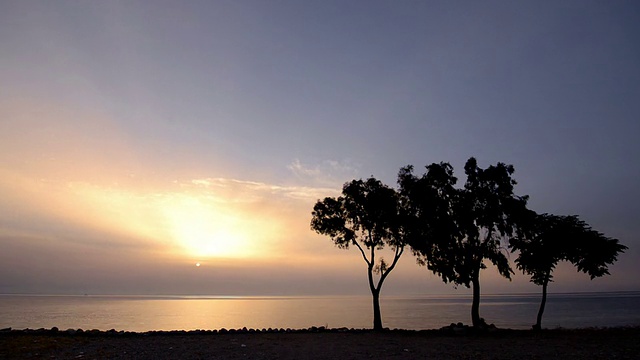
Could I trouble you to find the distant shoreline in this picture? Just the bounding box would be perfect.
[2,326,639,359]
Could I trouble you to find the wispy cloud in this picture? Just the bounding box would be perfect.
[287,159,359,187]
[187,177,338,202]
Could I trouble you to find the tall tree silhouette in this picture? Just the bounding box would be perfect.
[400,158,529,327]
[311,178,404,331]
[459,158,530,327]
[510,213,627,330]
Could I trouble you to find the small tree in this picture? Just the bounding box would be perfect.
[511,213,627,330]
[311,178,404,331]
[400,158,529,327]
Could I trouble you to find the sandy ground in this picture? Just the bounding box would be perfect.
[1,327,639,359]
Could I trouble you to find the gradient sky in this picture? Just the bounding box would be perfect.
[1,0,639,296]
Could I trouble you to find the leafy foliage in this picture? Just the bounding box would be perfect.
[397,162,460,283]
[399,158,529,287]
[511,213,627,285]
[311,178,403,252]
[455,158,529,282]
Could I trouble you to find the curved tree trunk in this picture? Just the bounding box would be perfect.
[372,290,382,331]
[368,266,383,331]
[364,245,403,331]
[471,273,481,327]
[534,275,550,330]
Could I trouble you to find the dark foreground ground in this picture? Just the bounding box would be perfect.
[1,327,639,359]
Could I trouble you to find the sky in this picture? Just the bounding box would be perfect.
[1,0,639,296]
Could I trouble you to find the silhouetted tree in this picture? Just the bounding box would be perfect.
[510,213,627,330]
[311,178,404,331]
[400,158,529,327]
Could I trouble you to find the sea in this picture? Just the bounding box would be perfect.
[1,292,639,332]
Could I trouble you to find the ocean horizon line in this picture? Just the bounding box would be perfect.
[1,290,639,299]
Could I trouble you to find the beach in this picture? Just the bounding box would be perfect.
[2,327,639,359]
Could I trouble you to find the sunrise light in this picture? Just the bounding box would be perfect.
[161,196,254,258]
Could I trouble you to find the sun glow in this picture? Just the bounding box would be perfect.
[2,157,293,262]
[160,195,257,259]
[31,179,263,259]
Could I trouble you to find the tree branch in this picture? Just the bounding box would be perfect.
[367,247,377,294]
[352,239,371,268]
[367,229,375,267]
[376,245,405,290]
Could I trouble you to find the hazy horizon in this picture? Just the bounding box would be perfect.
[4,290,640,297]
[1,1,639,297]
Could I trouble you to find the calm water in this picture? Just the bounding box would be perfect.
[1,292,639,332]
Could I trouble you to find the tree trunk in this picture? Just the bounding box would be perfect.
[372,290,383,331]
[471,273,481,327]
[534,277,549,331]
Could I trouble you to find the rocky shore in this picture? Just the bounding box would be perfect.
[1,326,639,359]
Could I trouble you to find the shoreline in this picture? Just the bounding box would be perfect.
[3,323,640,337]
[2,326,639,359]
